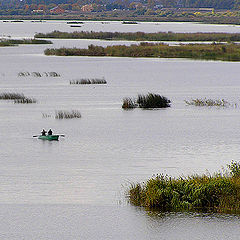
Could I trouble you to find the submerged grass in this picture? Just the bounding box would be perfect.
[122,93,171,109]
[185,98,230,107]
[44,42,240,62]
[70,77,107,85]
[128,161,240,213]
[55,110,81,119]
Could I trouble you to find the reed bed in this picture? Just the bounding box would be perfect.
[0,92,37,103]
[55,110,81,119]
[185,98,230,107]
[18,71,60,77]
[44,43,240,62]
[122,93,171,109]
[128,161,240,213]
[35,30,240,42]
[70,78,107,85]
[0,38,52,46]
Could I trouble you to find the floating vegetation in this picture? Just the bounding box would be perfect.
[128,161,240,213]
[185,98,230,107]
[14,98,37,104]
[70,77,107,85]
[18,71,60,77]
[122,93,171,109]
[0,92,37,103]
[55,110,81,119]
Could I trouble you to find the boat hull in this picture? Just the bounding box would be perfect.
[38,135,59,141]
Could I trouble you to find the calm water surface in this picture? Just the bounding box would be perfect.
[0,21,240,239]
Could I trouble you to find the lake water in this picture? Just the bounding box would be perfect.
[0,20,240,239]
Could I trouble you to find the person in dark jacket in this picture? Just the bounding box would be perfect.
[41,129,46,136]
[48,129,53,135]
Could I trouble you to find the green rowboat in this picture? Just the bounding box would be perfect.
[38,135,59,141]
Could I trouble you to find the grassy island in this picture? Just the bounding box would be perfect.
[44,42,240,61]
[0,39,52,47]
[128,161,240,213]
[35,31,240,42]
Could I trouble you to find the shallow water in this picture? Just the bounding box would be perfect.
[0,20,240,239]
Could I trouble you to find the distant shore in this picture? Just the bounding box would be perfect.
[1,13,240,25]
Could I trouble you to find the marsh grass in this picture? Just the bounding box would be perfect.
[122,93,171,109]
[185,98,230,107]
[55,110,81,119]
[128,161,240,213]
[70,78,107,85]
[0,92,37,103]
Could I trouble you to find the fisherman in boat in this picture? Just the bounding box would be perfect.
[48,129,53,135]
[41,129,46,136]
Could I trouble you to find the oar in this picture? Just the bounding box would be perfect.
[59,134,65,137]
[33,135,39,137]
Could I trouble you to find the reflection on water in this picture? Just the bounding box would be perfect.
[0,20,240,239]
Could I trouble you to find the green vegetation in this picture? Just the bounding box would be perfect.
[185,98,230,107]
[128,161,240,213]
[122,93,171,109]
[44,42,240,62]
[0,92,37,103]
[35,31,240,42]
[55,110,81,119]
[70,77,107,84]
[0,38,52,46]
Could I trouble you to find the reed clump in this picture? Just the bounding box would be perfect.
[14,98,37,104]
[0,92,37,103]
[122,93,171,109]
[128,161,240,213]
[185,98,230,107]
[0,92,25,100]
[18,71,60,77]
[55,110,81,119]
[70,77,107,85]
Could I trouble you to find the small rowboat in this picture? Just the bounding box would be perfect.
[38,135,59,141]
